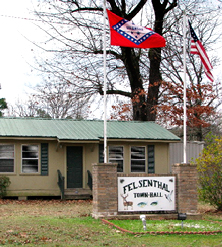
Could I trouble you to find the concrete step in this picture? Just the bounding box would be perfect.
[64,188,92,200]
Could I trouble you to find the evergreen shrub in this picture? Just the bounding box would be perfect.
[0,176,11,198]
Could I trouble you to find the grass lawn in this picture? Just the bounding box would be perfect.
[108,218,222,233]
[0,199,221,246]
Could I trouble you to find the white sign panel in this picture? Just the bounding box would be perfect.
[118,177,175,212]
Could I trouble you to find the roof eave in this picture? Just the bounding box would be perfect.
[0,136,180,143]
[99,138,181,142]
[0,136,58,141]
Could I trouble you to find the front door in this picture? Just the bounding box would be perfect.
[67,146,83,188]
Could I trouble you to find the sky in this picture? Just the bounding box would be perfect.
[0,0,42,105]
[0,1,221,111]
[0,0,106,119]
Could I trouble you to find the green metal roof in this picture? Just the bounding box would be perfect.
[0,118,180,141]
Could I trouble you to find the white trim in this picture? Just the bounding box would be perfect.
[21,144,40,174]
[0,144,15,173]
[130,146,146,173]
[108,145,124,172]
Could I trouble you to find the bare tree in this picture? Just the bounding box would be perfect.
[7,80,90,119]
[6,98,41,118]
[31,79,90,119]
[106,1,222,140]
[32,0,178,121]
[31,0,221,126]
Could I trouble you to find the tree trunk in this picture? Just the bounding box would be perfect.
[146,47,162,121]
[146,1,165,121]
[117,1,178,122]
[121,47,148,121]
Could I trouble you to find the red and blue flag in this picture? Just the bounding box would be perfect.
[107,9,166,49]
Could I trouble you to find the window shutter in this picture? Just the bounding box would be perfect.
[147,145,155,173]
[41,143,48,176]
[99,144,104,163]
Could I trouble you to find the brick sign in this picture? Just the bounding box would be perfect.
[118,177,175,212]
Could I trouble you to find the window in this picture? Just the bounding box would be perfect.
[0,145,14,173]
[22,145,39,173]
[109,146,123,172]
[131,146,146,172]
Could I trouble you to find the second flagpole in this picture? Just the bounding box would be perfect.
[183,12,187,164]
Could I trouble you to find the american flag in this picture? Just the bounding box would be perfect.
[188,21,214,82]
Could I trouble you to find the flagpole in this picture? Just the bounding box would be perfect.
[103,0,108,163]
[183,13,187,164]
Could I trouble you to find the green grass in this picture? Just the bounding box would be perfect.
[1,216,222,247]
[0,199,222,246]
[109,219,222,233]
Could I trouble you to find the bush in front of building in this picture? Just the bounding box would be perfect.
[195,133,222,211]
[0,176,11,198]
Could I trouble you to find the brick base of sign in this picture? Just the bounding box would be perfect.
[92,163,118,219]
[92,163,200,220]
[172,163,198,214]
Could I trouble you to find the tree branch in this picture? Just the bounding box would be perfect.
[164,0,178,14]
[70,7,103,13]
[94,49,122,60]
[127,0,148,20]
[99,88,131,97]
[106,0,122,16]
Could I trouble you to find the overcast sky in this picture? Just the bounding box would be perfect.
[0,1,221,110]
[0,0,42,105]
